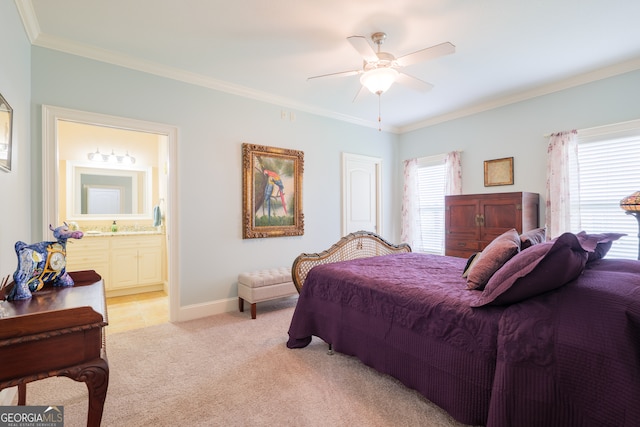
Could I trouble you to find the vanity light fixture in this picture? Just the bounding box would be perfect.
[121,151,136,165]
[87,148,108,162]
[88,148,136,164]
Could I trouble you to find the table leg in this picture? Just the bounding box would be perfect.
[59,357,109,427]
[17,383,26,405]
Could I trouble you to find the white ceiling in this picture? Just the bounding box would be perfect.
[18,0,640,133]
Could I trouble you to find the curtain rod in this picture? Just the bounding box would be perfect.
[543,118,640,138]
[543,129,576,138]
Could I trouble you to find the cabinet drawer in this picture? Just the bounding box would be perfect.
[111,235,163,250]
[67,238,110,252]
[66,238,110,264]
[445,239,480,251]
[445,249,475,259]
[66,252,109,265]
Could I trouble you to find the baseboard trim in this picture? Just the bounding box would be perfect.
[176,297,237,322]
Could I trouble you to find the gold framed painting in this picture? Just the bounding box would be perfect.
[0,93,13,173]
[484,157,514,187]
[242,143,304,238]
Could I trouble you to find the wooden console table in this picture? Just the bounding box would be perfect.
[0,271,109,427]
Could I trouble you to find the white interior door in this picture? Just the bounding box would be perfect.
[342,153,381,236]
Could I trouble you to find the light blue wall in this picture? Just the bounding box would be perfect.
[398,70,640,224]
[0,2,32,279]
[6,2,640,310]
[30,47,399,306]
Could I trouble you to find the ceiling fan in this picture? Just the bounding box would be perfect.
[308,32,455,100]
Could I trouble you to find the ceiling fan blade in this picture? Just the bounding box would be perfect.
[352,85,367,103]
[396,42,455,67]
[307,69,360,80]
[396,72,434,92]
[347,35,378,63]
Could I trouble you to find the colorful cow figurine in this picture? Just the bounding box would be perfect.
[7,223,84,301]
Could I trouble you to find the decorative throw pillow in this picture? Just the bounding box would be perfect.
[466,229,520,290]
[470,232,588,307]
[520,227,546,250]
[574,231,627,263]
[462,252,481,278]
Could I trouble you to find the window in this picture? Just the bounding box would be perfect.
[402,152,461,254]
[577,121,640,259]
[414,155,446,254]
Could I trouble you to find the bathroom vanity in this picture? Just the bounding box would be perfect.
[65,231,165,297]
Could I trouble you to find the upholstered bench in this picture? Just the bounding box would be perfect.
[238,267,296,319]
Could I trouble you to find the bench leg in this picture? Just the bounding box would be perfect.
[250,303,256,319]
[238,297,244,312]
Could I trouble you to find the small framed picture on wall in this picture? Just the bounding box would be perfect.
[484,157,513,187]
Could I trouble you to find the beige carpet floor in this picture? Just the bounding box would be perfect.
[19,297,471,427]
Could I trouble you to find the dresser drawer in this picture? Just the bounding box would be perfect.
[445,249,476,259]
[445,239,480,251]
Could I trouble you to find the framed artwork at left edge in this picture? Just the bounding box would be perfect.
[242,143,304,238]
[0,93,13,172]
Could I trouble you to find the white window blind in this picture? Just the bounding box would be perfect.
[415,155,446,254]
[577,130,640,259]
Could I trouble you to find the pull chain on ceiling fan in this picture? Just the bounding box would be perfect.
[308,32,455,130]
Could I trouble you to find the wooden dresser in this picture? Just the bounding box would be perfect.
[445,192,539,258]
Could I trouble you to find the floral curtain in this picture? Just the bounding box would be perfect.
[444,151,462,196]
[546,130,580,239]
[401,158,419,247]
[401,151,462,250]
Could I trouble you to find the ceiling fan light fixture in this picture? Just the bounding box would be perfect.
[360,67,398,94]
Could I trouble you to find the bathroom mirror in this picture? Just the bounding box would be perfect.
[66,161,152,220]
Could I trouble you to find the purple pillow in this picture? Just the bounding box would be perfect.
[574,231,626,262]
[471,232,588,307]
[466,229,520,290]
[520,227,546,250]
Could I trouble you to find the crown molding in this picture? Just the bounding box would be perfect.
[400,57,640,133]
[31,32,395,133]
[14,0,40,43]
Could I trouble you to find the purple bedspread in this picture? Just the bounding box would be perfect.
[287,253,640,427]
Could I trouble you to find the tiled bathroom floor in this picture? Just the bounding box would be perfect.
[106,290,169,334]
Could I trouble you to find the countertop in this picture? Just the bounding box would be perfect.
[81,230,164,237]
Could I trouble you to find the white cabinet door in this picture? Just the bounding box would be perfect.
[138,246,163,285]
[342,153,381,235]
[110,249,139,289]
[110,235,163,289]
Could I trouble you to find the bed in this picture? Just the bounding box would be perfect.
[287,230,640,427]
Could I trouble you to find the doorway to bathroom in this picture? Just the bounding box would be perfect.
[41,105,179,325]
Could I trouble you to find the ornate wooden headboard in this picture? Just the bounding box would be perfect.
[291,230,411,292]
